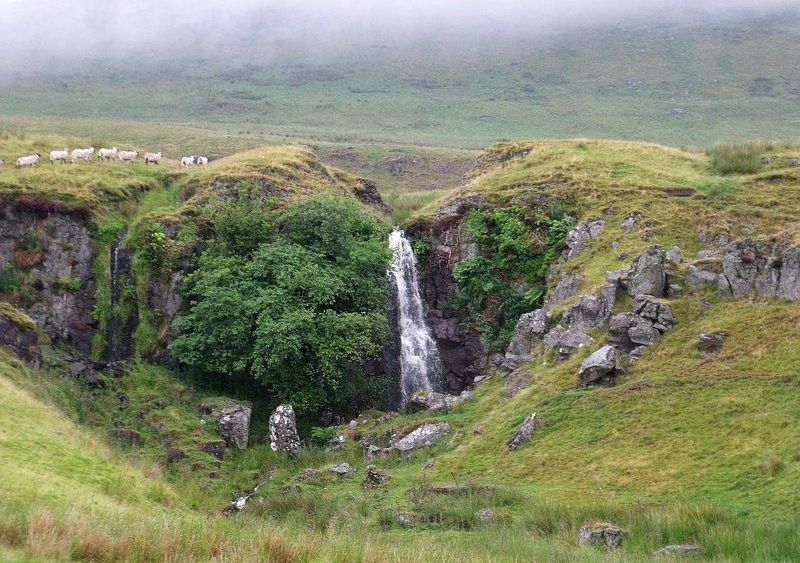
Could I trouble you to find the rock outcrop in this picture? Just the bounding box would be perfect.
[579,345,624,386]
[607,296,676,358]
[565,220,605,261]
[543,326,594,359]
[562,285,617,329]
[508,413,538,451]
[627,245,666,297]
[269,404,300,455]
[502,309,550,371]
[0,201,96,354]
[717,241,800,301]
[330,462,357,478]
[654,544,701,557]
[392,422,451,451]
[0,307,40,365]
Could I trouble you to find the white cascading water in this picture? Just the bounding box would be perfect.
[388,228,443,407]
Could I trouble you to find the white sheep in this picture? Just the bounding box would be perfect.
[180,156,196,167]
[70,147,95,163]
[119,150,139,163]
[0,158,5,166]
[98,147,118,162]
[196,156,209,166]
[50,148,69,165]
[144,151,162,165]
[15,153,41,168]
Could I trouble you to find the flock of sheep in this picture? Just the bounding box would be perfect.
[3,147,210,168]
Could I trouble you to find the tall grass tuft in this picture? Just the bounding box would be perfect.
[706,141,770,175]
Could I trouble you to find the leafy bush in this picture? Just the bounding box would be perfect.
[0,264,22,295]
[453,205,574,350]
[171,196,391,419]
[310,426,338,446]
[707,142,766,175]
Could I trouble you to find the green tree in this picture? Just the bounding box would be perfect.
[170,196,391,417]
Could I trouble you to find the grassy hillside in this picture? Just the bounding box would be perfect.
[3,136,800,561]
[2,18,800,149]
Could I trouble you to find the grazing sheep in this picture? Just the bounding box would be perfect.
[119,150,139,163]
[98,147,118,162]
[70,147,95,163]
[196,156,209,166]
[15,154,41,168]
[180,156,196,167]
[0,158,5,166]
[144,151,162,165]
[50,148,69,165]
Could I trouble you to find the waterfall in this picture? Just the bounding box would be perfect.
[388,228,442,407]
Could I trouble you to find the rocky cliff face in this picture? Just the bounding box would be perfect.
[0,199,96,355]
[411,199,485,392]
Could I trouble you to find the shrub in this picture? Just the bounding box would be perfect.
[309,426,338,446]
[452,205,574,350]
[0,264,22,295]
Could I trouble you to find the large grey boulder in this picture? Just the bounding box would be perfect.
[502,309,550,371]
[330,462,357,478]
[507,413,538,451]
[200,399,252,450]
[392,423,451,451]
[578,523,626,549]
[269,404,300,455]
[627,245,666,297]
[543,325,594,359]
[563,285,617,329]
[634,295,676,331]
[579,345,623,386]
[362,466,390,488]
[607,313,637,353]
[565,220,605,261]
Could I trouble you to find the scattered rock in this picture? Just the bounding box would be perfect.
[166,447,186,463]
[667,246,683,263]
[543,326,594,359]
[199,441,226,460]
[789,159,800,168]
[392,423,451,451]
[296,468,320,481]
[667,284,684,298]
[330,462,357,478]
[620,213,642,230]
[363,466,390,488]
[269,404,300,455]
[578,523,626,549]
[565,220,605,260]
[407,390,472,413]
[199,400,252,450]
[365,444,391,460]
[698,332,727,353]
[502,309,550,371]
[654,544,701,557]
[395,513,415,527]
[328,434,348,450]
[508,413,538,451]
[579,346,624,386]
[628,245,667,297]
[0,314,40,365]
[477,508,495,524]
[422,458,435,470]
[718,241,800,301]
[504,371,532,398]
